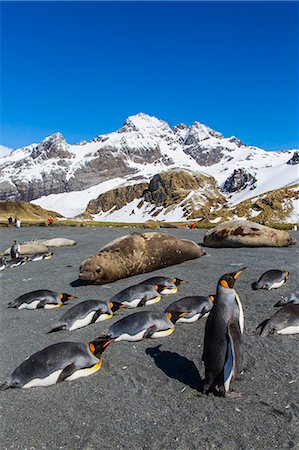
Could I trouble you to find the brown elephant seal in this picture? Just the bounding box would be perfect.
[204,220,296,248]
[2,243,49,256]
[79,232,205,284]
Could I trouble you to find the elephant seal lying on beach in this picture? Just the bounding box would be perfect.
[2,238,76,255]
[28,238,77,247]
[2,243,49,256]
[204,220,296,248]
[79,232,205,284]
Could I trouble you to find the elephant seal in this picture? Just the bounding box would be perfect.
[36,238,77,247]
[3,243,49,256]
[204,220,296,248]
[79,232,205,285]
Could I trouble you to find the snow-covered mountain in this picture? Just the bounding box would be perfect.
[0,113,298,222]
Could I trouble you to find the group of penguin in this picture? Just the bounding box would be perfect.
[1,240,299,395]
[0,240,53,271]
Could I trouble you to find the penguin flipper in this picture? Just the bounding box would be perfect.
[57,363,78,383]
[227,319,243,379]
[48,324,67,333]
[143,325,158,339]
[137,296,148,307]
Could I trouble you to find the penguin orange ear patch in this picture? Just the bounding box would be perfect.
[59,293,63,300]
[89,343,95,353]
[285,271,289,277]
[209,295,215,302]
[109,302,114,309]
[154,284,159,291]
[220,280,229,288]
[167,312,172,319]
[173,278,176,283]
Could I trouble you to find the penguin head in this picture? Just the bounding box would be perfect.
[172,278,187,286]
[218,267,246,290]
[89,336,114,357]
[154,284,167,294]
[60,293,77,303]
[109,301,120,313]
[167,311,188,324]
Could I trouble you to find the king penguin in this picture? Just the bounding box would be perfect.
[257,304,299,336]
[274,285,299,307]
[165,295,214,323]
[8,289,77,309]
[0,339,112,390]
[202,267,246,396]
[139,276,186,294]
[10,240,21,260]
[252,270,289,290]
[49,299,117,332]
[95,310,186,343]
[110,283,163,308]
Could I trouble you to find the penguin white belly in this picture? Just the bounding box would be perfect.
[235,293,244,334]
[69,311,97,331]
[115,330,147,342]
[0,265,6,271]
[23,369,63,388]
[18,300,40,310]
[31,255,44,261]
[66,360,102,381]
[269,280,285,290]
[44,303,62,309]
[161,287,177,295]
[95,313,113,323]
[177,313,201,323]
[151,328,175,338]
[122,298,142,308]
[277,326,299,335]
[145,295,161,305]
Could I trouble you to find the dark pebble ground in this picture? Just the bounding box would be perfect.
[0,226,298,450]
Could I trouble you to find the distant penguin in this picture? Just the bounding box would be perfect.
[0,257,7,271]
[275,286,299,307]
[252,270,289,290]
[257,304,299,336]
[6,256,29,268]
[165,295,214,323]
[10,240,21,259]
[28,252,54,262]
[49,300,116,332]
[110,283,163,308]
[96,310,186,343]
[202,268,246,396]
[139,276,186,294]
[8,290,77,310]
[0,340,112,390]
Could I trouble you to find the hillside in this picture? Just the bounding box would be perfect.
[0,201,63,223]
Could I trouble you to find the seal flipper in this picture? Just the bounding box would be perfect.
[143,325,158,339]
[57,363,77,383]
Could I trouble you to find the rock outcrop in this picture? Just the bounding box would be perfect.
[222,169,257,193]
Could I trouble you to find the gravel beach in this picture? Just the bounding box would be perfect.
[0,226,298,450]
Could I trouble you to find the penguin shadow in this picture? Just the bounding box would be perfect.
[146,345,203,391]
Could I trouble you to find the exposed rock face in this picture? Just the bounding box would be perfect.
[86,183,148,214]
[222,169,257,193]
[0,200,63,221]
[287,151,299,165]
[143,171,206,206]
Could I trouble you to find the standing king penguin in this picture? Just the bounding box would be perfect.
[202,268,246,396]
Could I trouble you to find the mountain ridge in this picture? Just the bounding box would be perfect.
[0,113,298,222]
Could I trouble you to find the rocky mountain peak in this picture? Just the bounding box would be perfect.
[287,151,299,165]
[30,132,73,160]
[119,112,172,136]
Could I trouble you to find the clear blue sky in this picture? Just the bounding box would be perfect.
[1,1,298,150]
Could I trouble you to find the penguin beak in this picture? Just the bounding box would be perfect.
[233,267,247,280]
